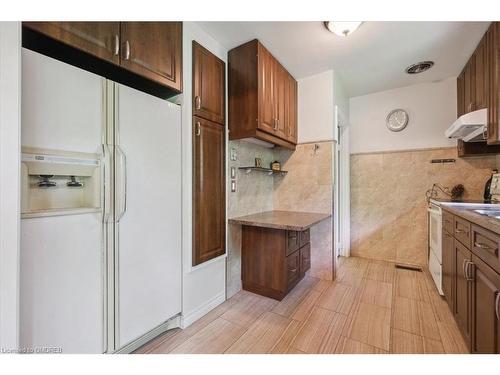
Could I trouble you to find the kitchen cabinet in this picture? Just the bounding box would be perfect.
[192,41,225,124]
[241,225,312,300]
[487,23,500,144]
[192,42,226,266]
[441,208,500,353]
[457,71,465,118]
[119,22,182,92]
[454,240,472,347]
[23,22,121,65]
[228,39,298,150]
[470,254,500,354]
[442,229,455,311]
[192,116,226,266]
[23,21,183,94]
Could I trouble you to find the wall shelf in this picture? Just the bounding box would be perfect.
[238,166,288,176]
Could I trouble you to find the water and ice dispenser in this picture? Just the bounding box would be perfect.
[21,148,101,217]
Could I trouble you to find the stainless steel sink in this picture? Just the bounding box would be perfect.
[473,209,500,218]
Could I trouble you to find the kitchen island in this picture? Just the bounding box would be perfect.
[229,210,331,300]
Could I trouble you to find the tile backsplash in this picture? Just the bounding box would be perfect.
[350,147,497,266]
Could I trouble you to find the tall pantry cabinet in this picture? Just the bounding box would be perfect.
[192,41,226,266]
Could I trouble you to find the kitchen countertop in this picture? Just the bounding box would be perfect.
[439,201,500,235]
[228,210,331,231]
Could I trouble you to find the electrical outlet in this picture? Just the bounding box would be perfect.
[230,148,237,161]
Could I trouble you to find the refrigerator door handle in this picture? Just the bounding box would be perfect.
[102,144,112,223]
[116,145,127,222]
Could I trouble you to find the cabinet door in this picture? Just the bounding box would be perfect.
[454,241,472,347]
[286,250,301,290]
[287,75,298,143]
[471,254,500,354]
[464,57,475,113]
[442,230,455,310]
[274,63,287,139]
[457,70,465,118]
[193,116,225,265]
[474,36,488,111]
[120,22,182,92]
[299,243,311,277]
[23,22,120,65]
[487,22,500,145]
[193,41,225,125]
[258,44,277,134]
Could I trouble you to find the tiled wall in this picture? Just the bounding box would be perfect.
[227,140,275,298]
[350,147,497,266]
[227,140,334,298]
[274,141,333,280]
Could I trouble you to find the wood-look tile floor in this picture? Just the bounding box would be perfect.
[134,257,469,354]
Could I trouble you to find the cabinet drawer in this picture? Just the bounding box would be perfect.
[471,224,500,274]
[286,231,300,256]
[443,211,454,234]
[286,250,300,289]
[299,229,310,247]
[454,216,471,249]
[300,243,311,277]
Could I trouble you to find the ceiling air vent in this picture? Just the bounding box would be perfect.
[405,61,434,74]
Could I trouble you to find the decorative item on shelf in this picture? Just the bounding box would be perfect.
[270,160,281,172]
[255,157,262,168]
[425,183,451,202]
[451,184,465,201]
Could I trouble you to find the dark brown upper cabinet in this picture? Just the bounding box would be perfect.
[192,42,226,266]
[192,116,225,266]
[228,39,298,150]
[23,22,121,65]
[120,22,182,92]
[23,21,183,94]
[192,41,225,125]
[456,22,500,155]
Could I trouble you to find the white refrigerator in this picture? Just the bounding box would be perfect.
[20,48,182,353]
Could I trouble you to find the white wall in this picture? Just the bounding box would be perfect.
[298,70,334,143]
[349,78,457,154]
[0,22,21,351]
[180,22,227,328]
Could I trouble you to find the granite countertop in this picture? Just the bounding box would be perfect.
[439,201,500,235]
[228,210,331,231]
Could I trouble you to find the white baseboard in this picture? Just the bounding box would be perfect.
[180,292,226,329]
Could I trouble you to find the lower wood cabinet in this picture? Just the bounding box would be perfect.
[442,229,454,311]
[442,209,500,353]
[192,116,225,266]
[454,240,472,347]
[241,226,311,300]
[470,254,500,354]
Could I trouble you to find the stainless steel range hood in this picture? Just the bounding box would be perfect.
[445,108,487,142]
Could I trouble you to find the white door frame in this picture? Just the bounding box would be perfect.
[333,106,351,258]
[0,21,21,352]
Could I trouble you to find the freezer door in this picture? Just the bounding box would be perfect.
[114,83,182,348]
[20,49,105,353]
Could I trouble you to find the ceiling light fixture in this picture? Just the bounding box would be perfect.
[324,21,363,37]
[405,61,434,74]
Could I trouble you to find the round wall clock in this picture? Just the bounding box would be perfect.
[386,109,409,132]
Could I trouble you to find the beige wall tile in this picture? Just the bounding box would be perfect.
[351,147,496,266]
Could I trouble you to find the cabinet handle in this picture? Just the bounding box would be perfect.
[273,118,278,130]
[277,119,280,130]
[289,268,297,273]
[455,229,466,234]
[124,40,130,60]
[465,261,474,282]
[195,121,201,136]
[195,96,201,110]
[113,34,119,56]
[462,259,468,279]
[474,242,493,250]
[495,292,500,321]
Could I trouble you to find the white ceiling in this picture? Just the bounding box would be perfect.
[197,21,490,97]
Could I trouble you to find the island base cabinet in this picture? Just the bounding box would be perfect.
[241,225,311,300]
[471,254,500,354]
